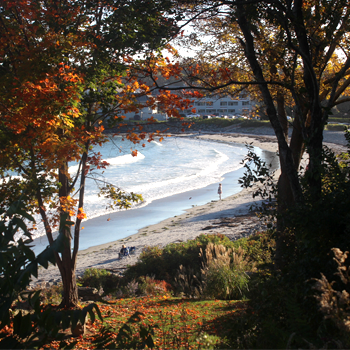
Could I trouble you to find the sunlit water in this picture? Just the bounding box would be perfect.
[79,136,250,222]
[9,135,279,250]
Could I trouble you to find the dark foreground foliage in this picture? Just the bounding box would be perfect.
[225,129,350,348]
[0,201,102,349]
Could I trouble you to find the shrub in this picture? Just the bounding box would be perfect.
[173,243,252,300]
[138,276,171,296]
[79,268,121,294]
[222,132,350,348]
[174,265,202,298]
[39,284,63,305]
[123,279,139,297]
[232,230,275,267]
[124,233,237,283]
[80,268,110,289]
[201,244,250,300]
[124,233,268,300]
[276,143,350,287]
[0,202,102,348]
[313,248,350,348]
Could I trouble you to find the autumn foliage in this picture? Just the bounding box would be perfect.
[0,0,194,309]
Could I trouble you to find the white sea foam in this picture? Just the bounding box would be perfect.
[105,152,145,166]
[69,152,145,175]
[81,139,246,218]
[129,149,230,194]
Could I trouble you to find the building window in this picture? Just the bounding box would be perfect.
[242,101,250,106]
[220,101,228,106]
[228,109,236,113]
[206,109,216,113]
[198,109,206,113]
[205,101,213,106]
[197,101,206,106]
[219,109,228,113]
[228,101,238,106]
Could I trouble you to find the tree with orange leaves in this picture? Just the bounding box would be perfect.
[0,0,184,307]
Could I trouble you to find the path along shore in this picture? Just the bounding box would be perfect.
[30,128,348,287]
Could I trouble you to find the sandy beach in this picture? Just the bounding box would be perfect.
[31,129,348,287]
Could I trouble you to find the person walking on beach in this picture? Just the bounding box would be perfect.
[218,183,222,200]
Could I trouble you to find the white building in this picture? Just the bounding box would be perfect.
[185,93,253,117]
[123,88,253,121]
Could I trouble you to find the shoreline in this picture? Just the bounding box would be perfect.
[30,130,347,286]
[30,134,277,255]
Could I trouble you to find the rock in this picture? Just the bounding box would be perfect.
[71,322,86,337]
[78,286,102,301]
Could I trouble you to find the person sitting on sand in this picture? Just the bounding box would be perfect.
[218,183,222,200]
[119,244,129,258]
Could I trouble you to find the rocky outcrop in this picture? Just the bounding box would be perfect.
[78,286,103,301]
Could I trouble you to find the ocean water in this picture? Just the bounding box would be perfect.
[30,135,279,252]
[79,135,250,220]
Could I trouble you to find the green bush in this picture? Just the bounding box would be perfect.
[201,244,251,300]
[278,144,350,286]
[232,230,275,267]
[173,242,254,300]
[124,232,273,299]
[124,234,237,283]
[203,264,249,300]
[39,284,63,305]
[138,276,171,296]
[80,268,109,288]
[79,268,121,294]
[174,264,203,298]
[194,118,270,128]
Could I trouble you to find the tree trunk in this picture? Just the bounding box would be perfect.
[236,5,304,206]
[60,261,79,308]
[276,102,306,219]
[236,5,305,269]
[274,93,291,266]
[277,92,288,138]
[58,162,78,308]
[72,146,89,266]
[306,109,324,200]
[292,0,324,200]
